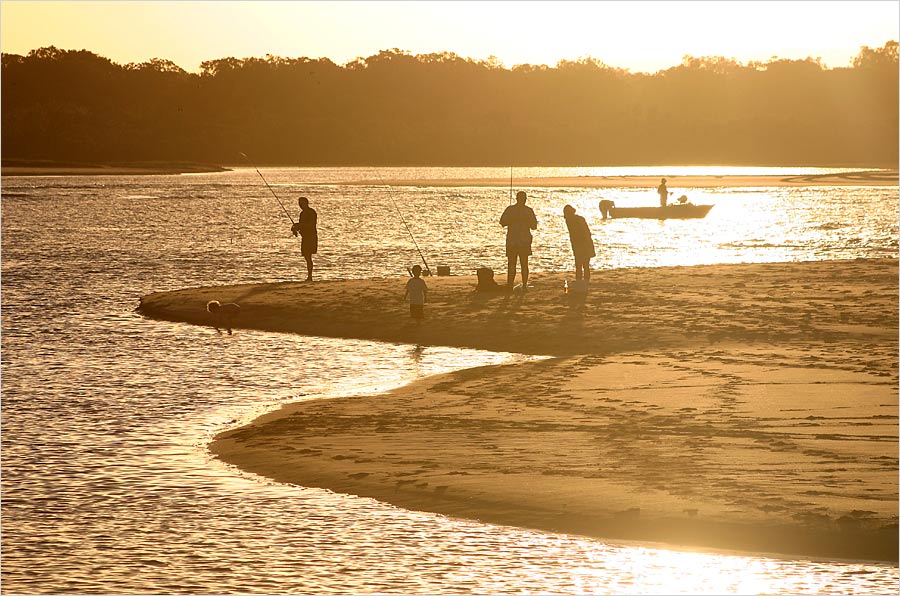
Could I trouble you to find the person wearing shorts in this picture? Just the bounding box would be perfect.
[563,204,596,282]
[291,196,318,281]
[499,191,538,292]
[404,265,428,325]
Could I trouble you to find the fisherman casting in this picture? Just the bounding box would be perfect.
[292,196,318,282]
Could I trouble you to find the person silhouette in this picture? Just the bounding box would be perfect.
[500,191,538,292]
[563,204,595,282]
[657,178,672,207]
[291,196,318,281]
[403,265,428,325]
[598,199,616,219]
[206,300,241,335]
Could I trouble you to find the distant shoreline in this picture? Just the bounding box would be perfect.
[1,161,230,176]
[2,164,896,187]
[352,170,898,188]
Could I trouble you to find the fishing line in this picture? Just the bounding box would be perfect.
[370,167,432,276]
[239,152,296,225]
[505,84,515,206]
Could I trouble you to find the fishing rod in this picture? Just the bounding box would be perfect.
[509,165,513,206]
[370,168,432,276]
[239,152,295,225]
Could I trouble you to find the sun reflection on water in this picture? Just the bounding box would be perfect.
[1,170,897,594]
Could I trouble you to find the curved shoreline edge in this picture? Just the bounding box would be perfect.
[138,259,899,562]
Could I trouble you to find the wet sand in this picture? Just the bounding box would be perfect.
[139,258,898,562]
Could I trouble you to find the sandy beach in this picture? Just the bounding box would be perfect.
[139,258,898,562]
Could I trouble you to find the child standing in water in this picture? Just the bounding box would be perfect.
[403,265,428,325]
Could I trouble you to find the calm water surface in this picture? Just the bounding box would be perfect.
[2,167,897,594]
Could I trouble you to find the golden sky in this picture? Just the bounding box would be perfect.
[1,1,897,72]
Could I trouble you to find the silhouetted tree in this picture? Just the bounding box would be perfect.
[2,44,897,166]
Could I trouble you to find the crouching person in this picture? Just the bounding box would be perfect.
[206,300,241,335]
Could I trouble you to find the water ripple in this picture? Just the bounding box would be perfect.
[2,170,897,593]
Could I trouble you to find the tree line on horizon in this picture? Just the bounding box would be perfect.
[2,42,897,167]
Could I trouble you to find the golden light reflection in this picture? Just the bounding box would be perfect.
[572,543,858,595]
[503,532,892,595]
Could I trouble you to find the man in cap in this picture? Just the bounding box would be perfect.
[291,196,318,281]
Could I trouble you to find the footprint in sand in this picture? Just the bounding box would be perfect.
[348,472,369,480]
[614,507,641,520]
[394,479,416,492]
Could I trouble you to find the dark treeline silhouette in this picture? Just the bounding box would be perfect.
[2,43,897,166]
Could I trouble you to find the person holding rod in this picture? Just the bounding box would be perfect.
[500,191,538,293]
[657,178,672,207]
[291,196,318,281]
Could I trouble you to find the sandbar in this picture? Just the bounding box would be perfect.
[1,161,228,176]
[345,170,898,188]
[138,259,898,562]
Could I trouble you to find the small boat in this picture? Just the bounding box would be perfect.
[599,198,713,220]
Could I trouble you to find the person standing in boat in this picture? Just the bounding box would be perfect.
[291,196,318,282]
[563,204,595,282]
[500,191,538,292]
[657,178,672,207]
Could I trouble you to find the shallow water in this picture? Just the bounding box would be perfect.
[2,167,897,594]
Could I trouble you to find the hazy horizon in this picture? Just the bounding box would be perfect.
[2,1,897,74]
[1,41,894,77]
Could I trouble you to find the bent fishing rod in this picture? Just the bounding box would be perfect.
[239,152,295,225]
[370,168,432,276]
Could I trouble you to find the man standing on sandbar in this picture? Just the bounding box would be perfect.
[291,196,318,281]
[500,191,538,292]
